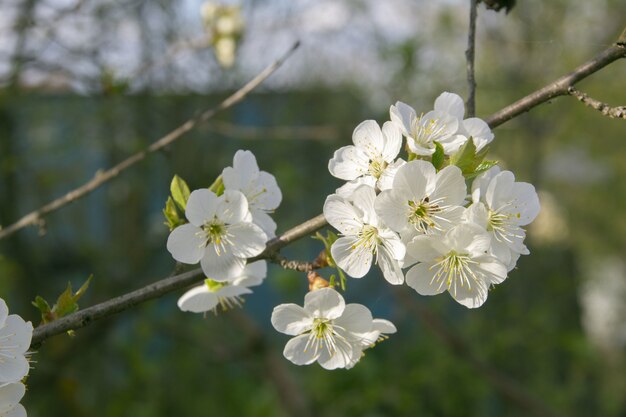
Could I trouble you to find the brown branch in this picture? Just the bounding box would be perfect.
[30,213,327,347]
[394,288,563,417]
[0,41,301,240]
[485,29,626,128]
[465,0,478,117]
[567,87,626,119]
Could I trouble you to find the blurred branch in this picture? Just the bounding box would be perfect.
[465,0,478,117]
[0,41,301,240]
[394,288,563,417]
[567,87,626,119]
[485,27,626,128]
[30,213,327,347]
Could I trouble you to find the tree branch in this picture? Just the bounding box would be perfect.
[567,87,626,119]
[485,30,626,128]
[30,213,327,347]
[465,0,478,117]
[0,41,301,240]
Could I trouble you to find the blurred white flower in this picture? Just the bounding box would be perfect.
[405,223,507,308]
[0,382,26,417]
[271,288,394,370]
[375,160,466,240]
[324,185,405,285]
[0,299,32,384]
[178,261,267,314]
[166,189,267,281]
[223,150,282,237]
[328,120,404,194]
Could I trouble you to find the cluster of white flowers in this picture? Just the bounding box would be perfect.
[324,92,540,308]
[167,150,280,313]
[0,298,33,417]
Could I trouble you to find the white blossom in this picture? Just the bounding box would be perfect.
[374,160,467,240]
[345,318,397,369]
[328,120,404,195]
[222,150,282,238]
[166,189,267,281]
[0,300,32,384]
[178,261,267,314]
[469,167,540,270]
[324,185,405,285]
[0,382,26,417]
[271,288,392,370]
[405,223,508,308]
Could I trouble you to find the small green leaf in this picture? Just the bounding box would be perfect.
[465,160,499,180]
[450,138,477,173]
[163,196,186,231]
[208,175,224,196]
[170,175,191,211]
[431,142,445,171]
[54,283,80,318]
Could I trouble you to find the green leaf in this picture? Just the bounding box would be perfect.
[54,284,80,317]
[170,175,191,212]
[431,141,445,171]
[449,138,477,173]
[465,160,499,180]
[32,296,54,323]
[32,276,93,325]
[163,196,186,231]
[208,175,224,196]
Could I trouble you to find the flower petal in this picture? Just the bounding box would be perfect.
[350,185,377,225]
[185,189,219,227]
[223,150,260,190]
[431,165,467,207]
[389,101,416,137]
[0,316,32,355]
[381,121,402,162]
[323,195,363,235]
[283,334,321,365]
[406,235,444,263]
[449,275,488,309]
[377,246,405,285]
[377,158,406,191]
[372,318,397,334]
[0,300,7,329]
[253,171,282,210]
[251,209,277,238]
[328,145,370,181]
[374,189,410,233]
[405,263,447,296]
[353,120,384,159]
[335,304,374,335]
[177,285,219,313]
[463,118,494,151]
[0,356,29,385]
[200,246,246,281]
[393,160,435,200]
[217,190,249,224]
[331,236,373,278]
[166,224,206,264]
[317,338,358,370]
[228,222,267,258]
[0,383,25,413]
[434,92,465,119]
[271,304,314,336]
[304,287,345,319]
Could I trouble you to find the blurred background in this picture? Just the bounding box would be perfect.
[0,0,625,415]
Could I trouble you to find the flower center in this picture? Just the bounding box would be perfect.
[352,224,380,252]
[488,208,523,243]
[412,114,449,146]
[407,197,443,233]
[430,251,483,297]
[200,219,230,255]
[368,158,388,179]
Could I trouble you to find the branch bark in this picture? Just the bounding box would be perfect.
[0,41,300,240]
[567,87,626,119]
[465,0,478,117]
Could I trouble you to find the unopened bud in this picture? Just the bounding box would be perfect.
[308,271,330,291]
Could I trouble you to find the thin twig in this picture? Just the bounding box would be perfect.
[465,0,478,117]
[0,41,301,240]
[30,214,327,347]
[394,288,563,417]
[485,28,626,128]
[567,87,626,119]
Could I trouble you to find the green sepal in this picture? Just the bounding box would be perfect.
[163,196,186,231]
[208,175,224,196]
[431,141,445,171]
[313,230,346,290]
[450,139,491,178]
[170,175,191,212]
[32,275,93,325]
[465,160,499,180]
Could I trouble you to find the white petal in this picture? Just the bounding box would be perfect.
[185,189,219,227]
[335,177,376,199]
[464,203,489,229]
[217,190,249,224]
[377,247,405,285]
[271,304,313,335]
[389,101,416,137]
[3,403,26,417]
[476,256,508,285]
[350,185,377,225]
[377,158,406,191]
[177,285,219,313]
[486,171,515,210]
[317,338,357,370]
[352,120,384,158]
[393,160,435,200]
[406,235,443,263]
[0,300,7,328]
[304,288,346,319]
[444,223,490,255]
[381,121,402,162]
[374,190,410,233]
[283,334,320,365]
[251,209,277,238]
[431,165,467,207]
[510,182,540,226]
[228,222,267,258]
[372,318,397,334]
[0,383,25,412]
[200,246,246,281]
[228,150,260,188]
[471,166,501,203]
[323,195,363,236]
[243,260,267,279]
[331,236,373,278]
[440,134,469,155]
[0,316,31,355]
[328,146,370,181]
[166,224,205,264]
[434,91,465,119]
[463,118,494,151]
[406,262,447,296]
[253,171,282,210]
[378,229,406,260]
[334,304,374,335]
[449,275,488,309]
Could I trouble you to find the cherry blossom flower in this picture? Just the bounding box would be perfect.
[324,185,405,285]
[0,300,32,384]
[328,120,404,196]
[345,318,397,369]
[222,150,282,237]
[271,288,392,370]
[178,261,267,313]
[166,189,267,281]
[469,167,540,270]
[374,160,467,240]
[0,382,26,417]
[405,223,508,308]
